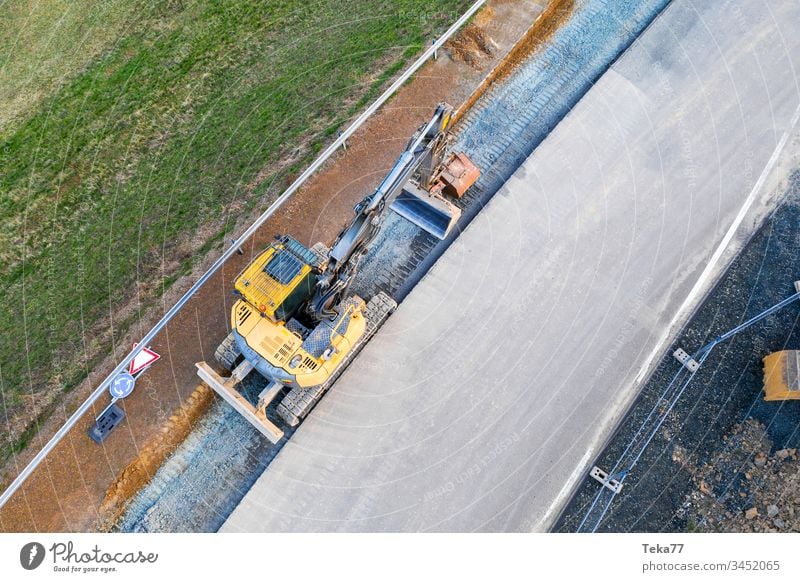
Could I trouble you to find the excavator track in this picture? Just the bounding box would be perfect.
[214,331,242,371]
[276,291,397,427]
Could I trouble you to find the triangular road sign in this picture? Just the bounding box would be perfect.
[129,343,161,375]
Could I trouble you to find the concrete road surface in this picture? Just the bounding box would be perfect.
[223,0,800,531]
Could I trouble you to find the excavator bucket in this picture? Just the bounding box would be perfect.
[391,183,462,240]
[390,151,479,240]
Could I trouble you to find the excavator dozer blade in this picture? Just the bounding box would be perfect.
[390,184,462,240]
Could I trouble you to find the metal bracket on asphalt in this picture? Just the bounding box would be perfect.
[589,466,624,494]
[673,348,700,372]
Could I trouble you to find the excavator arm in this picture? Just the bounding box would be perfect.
[309,103,454,318]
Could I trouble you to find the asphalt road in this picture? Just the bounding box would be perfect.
[223,0,800,532]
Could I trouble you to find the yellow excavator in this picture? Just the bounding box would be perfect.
[196,103,480,441]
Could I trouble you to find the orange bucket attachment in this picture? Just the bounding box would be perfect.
[436,152,480,198]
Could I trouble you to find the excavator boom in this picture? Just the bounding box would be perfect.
[310,103,466,318]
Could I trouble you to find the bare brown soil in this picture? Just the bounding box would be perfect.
[446,24,495,67]
[96,384,213,529]
[679,419,800,532]
[0,0,548,532]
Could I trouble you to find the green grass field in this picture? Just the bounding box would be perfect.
[0,0,470,458]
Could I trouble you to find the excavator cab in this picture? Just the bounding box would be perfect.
[234,237,321,322]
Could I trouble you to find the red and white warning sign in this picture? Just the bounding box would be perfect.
[129,343,161,375]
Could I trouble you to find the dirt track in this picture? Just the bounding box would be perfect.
[0,0,545,532]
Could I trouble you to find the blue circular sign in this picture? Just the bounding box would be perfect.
[109,372,136,399]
